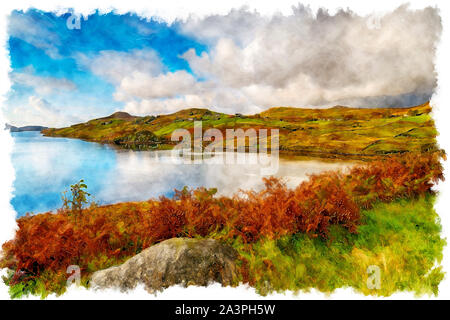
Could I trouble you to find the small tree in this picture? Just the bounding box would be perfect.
[62,179,91,222]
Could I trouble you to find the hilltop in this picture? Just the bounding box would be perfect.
[42,103,438,159]
[6,124,48,132]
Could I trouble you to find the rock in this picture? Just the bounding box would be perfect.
[90,238,239,292]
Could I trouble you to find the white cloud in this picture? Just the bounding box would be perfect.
[11,67,76,96]
[81,49,212,114]
[179,5,440,109]
[115,70,199,101]
[122,85,262,116]
[7,96,81,128]
[82,5,441,116]
[8,12,62,59]
[78,49,163,84]
[123,95,208,115]
[179,7,267,47]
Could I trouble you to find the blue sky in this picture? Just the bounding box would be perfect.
[5,9,207,126]
[4,6,439,127]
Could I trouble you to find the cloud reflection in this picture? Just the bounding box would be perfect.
[11,132,353,216]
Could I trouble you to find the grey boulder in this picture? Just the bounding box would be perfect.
[89,238,239,292]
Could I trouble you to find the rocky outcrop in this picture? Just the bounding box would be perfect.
[90,238,239,292]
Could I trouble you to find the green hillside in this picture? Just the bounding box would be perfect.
[42,102,438,159]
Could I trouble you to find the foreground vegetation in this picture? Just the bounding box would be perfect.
[42,103,437,159]
[0,152,444,298]
[234,196,444,296]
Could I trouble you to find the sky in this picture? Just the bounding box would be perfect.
[3,5,442,127]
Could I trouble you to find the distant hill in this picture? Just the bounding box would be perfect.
[96,111,137,120]
[5,124,48,132]
[42,102,438,159]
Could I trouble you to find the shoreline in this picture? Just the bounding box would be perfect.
[41,131,404,162]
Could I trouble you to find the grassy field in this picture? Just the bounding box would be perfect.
[232,195,444,296]
[42,102,437,159]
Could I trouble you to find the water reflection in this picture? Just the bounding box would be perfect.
[11,131,354,216]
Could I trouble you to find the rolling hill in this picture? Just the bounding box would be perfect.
[42,102,438,160]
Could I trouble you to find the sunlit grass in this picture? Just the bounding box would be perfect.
[229,195,445,296]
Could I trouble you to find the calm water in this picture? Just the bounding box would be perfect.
[11,131,353,216]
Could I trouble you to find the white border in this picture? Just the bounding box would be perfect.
[0,0,449,300]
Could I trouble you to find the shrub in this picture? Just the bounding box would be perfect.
[345,152,443,208]
[61,179,91,222]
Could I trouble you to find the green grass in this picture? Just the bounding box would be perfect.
[227,195,445,296]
